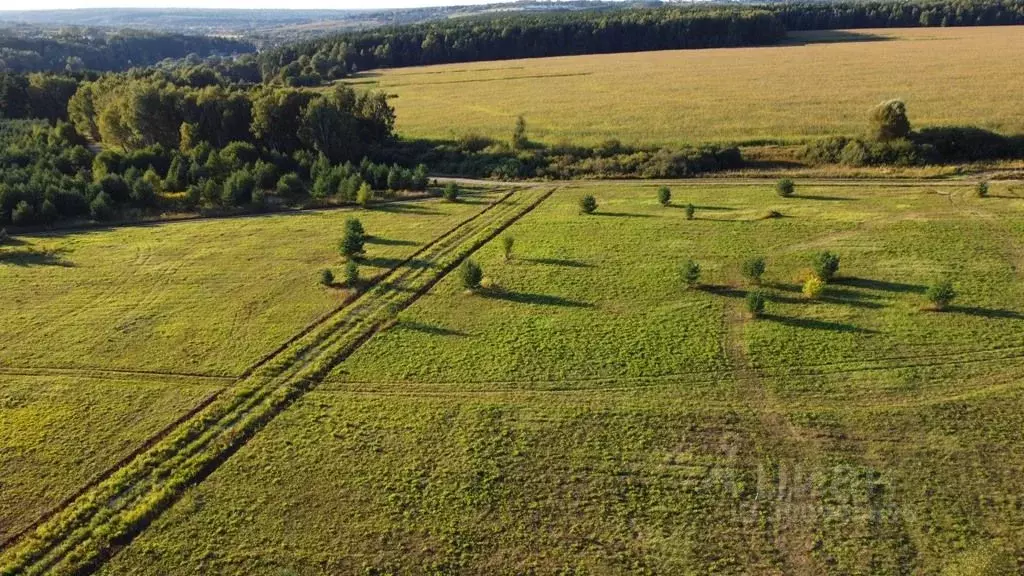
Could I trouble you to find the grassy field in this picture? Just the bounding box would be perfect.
[350,27,1024,147]
[94,181,1024,574]
[0,195,499,377]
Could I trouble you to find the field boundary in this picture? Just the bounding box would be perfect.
[0,186,557,576]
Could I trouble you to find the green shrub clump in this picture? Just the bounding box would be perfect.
[812,251,840,282]
[444,182,460,202]
[741,257,766,284]
[803,276,825,299]
[339,224,365,259]
[746,289,767,318]
[685,203,695,220]
[681,260,701,289]
[776,178,795,197]
[926,278,956,311]
[345,260,360,288]
[976,181,989,198]
[502,235,514,261]
[319,268,334,286]
[657,186,671,206]
[460,259,483,290]
[579,194,598,214]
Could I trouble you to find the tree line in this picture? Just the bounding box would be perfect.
[259,7,787,85]
[770,0,1024,31]
[0,26,254,74]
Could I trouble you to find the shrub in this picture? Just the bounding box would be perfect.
[276,173,305,199]
[741,257,766,284]
[803,276,825,299]
[579,194,597,214]
[344,260,360,288]
[976,181,989,198]
[839,140,870,166]
[319,268,334,286]
[746,289,767,318]
[339,227,365,259]
[512,115,529,150]
[356,183,373,207]
[812,251,841,282]
[443,182,460,202]
[685,203,695,220]
[681,260,701,288]
[345,217,365,237]
[11,201,35,226]
[0,228,8,244]
[89,192,115,221]
[926,279,956,311]
[868,99,911,142]
[502,235,514,261]
[657,186,671,206]
[460,259,483,290]
[776,178,795,198]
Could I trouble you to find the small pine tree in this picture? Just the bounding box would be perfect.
[803,276,825,299]
[657,186,671,206]
[89,192,114,221]
[925,278,956,311]
[812,251,841,282]
[344,260,360,288]
[512,115,528,150]
[578,195,597,215]
[746,289,767,318]
[685,203,695,220]
[443,182,460,202]
[976,181,989,198]
[345,217,365,237]
[339,227,365,260]
[460,259,483,290]
[356,183,373,207]
[681,260,701,288]
[741,257,766,284]
[502,235,515,261]
[776,178,795,198]
[319,268,334,286]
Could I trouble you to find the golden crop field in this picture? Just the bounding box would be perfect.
[354,26,1024,147]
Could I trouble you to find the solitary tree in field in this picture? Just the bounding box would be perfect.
[319,268,334,286]
[580,194,597,214]
[345,217,365,238]
[926,278,956,311]
[512,115,528,150]
[344,260,360,288]
[741,257,766,285]
[502,235,515,261]
[658,186,671,206]
[444,182,460,202]
[746,289,767,318]
[681,260,701,289]
[776,178,795,198]
[339,227,365,260]
[812,251,841,282]
[803,276,825,299]
[461,259,483,290]
[868,99,911,141]
[976,181,989,198]
[685,203,695,220]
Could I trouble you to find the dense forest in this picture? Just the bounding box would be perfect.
[0,27,254,74]
[772,0,1024,30]
[259,7,787,85]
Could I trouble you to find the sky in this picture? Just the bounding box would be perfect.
[0,0,508,9]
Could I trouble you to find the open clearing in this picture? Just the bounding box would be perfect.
[352,27,1024,146]
[55,181,1024,575]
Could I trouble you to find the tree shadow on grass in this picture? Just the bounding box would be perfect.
[524,257,594,268]
[666,204,736,212]
[761,314,878,334]
[482,290,593,308]
[364,237,419,247]
[833,277,926,294]
[796,195,856,202]
[362,256,433,270]
[595,212,655,218]
[372,203,442,215]
[397,320,468,337]
[0,249,74,268]
[947,306,1024,320]
[700,285,747,299]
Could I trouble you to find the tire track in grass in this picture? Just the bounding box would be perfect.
[0,186,557,576]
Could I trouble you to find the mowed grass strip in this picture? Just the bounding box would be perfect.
[0,194,499,377]
[0,374,220,543]
[358,27,1024,146]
